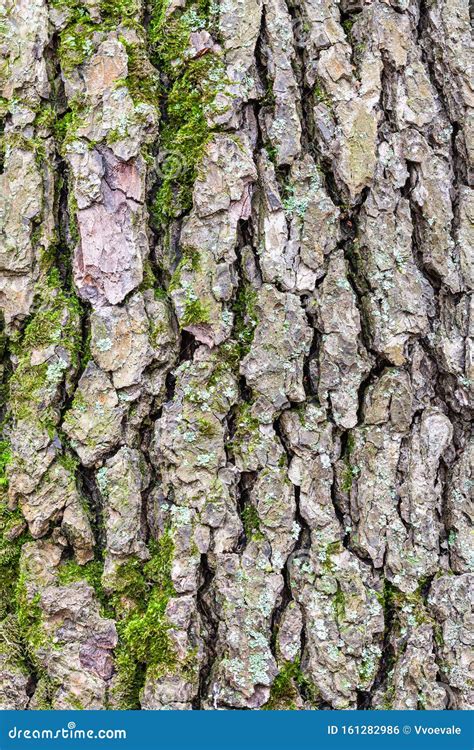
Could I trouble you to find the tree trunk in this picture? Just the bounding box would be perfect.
[0,0,472,710]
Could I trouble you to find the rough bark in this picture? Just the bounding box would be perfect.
[0,0,472,710]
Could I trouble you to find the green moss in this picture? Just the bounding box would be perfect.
[342,16,357,36]
[377,578,432,626]
[341,466,355,492]
[433,622,444,648]
[20,280,79,355]
[154,287,168,301]
[1,550,56,685]
[4,133,46,166]
[333,582,346,624]
[143,533,176,595]
[313,80,333,109]
[0,440,10,489]
[229,401,260,455]
[168,248,211,328]
[58,16,96,74]
[398,587,432,626]
[31,675,58,710]
[382,683,395,710]
[121,587,176,669]
[50,0,84,8]
[112,648,145,709]
[53,96,86,151]
[261,82,276,107]
[263,659,319,710]
[15,575,46,654]
[117,37,160,107]
[9,275,82,426]
[168,247,201,292]
[321,541,343,573]
[182,296,210,326]
[232,283,258,358]
[0,504,30,620]
[346,432,355,455]
[241,504,263,542]
[354,42,366,60]
[65,695,86,710]
[196,417,217,437]
[375,578,437,700]
[376,578,396,613]
[341,431,359,492]
[111,557,148,601]
[139,260,159,292]
[0,615,29,673]
[295,405,307,427]
[100,0,141,21]
[149,2,228,225]
[153,75,211,219]
[57,559,110,613]
[34,105,56,131]
[112,528,181,708]
[56,0,146,82]
[263,661,299,710]
[57,451,79,476]
[54,543,184,709]
[66,189,80,247]
[263,142,278,165]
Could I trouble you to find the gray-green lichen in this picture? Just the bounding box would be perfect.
[0,0,472,714]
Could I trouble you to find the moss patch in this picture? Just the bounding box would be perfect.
[55,533,186,710]
[111,528,186,708]
[9,272,82,428]
[182,296,210,326]
[0,440,10,489]
[263,658,318,710]
[341,431,359,492]
[241,504,263,542]
[0,504,30,621]
[100,0,142,21]
[57,559,110,614]
[333,581,346,624]
[149,1,227,224]
[232,283,258,358]
[57,12,97,74]
[322,540,343,573]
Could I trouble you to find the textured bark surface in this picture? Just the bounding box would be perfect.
[0,0,472,711]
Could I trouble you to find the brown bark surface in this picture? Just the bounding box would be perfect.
[0,0,472,710]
